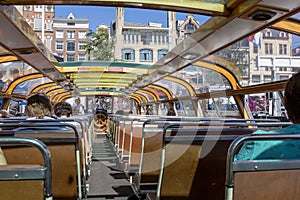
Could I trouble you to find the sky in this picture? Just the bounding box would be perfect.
[55,6,210,32]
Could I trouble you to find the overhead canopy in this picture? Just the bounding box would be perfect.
[56,61,152,96]
[1,0,230,16]
[0,1,299,103]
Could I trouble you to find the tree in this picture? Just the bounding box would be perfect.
[84,30,94,61]
[215,42,249,76]
[84,28,114,61]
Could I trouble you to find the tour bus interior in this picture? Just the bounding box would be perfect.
[0,1,298,119]
[0,1,300,200]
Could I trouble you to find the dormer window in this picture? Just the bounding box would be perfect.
[185,23,196,31]
[265,30,272,37]
[279,32,287,37]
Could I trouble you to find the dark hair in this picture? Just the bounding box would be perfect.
[167,108,176,116]
[54,102,72,118]
[284,72,300,123]
[95,109,108,120]
[12,69,19,74]
[75,98,81,103]
[27,93,53,119]
[0,109,9,118]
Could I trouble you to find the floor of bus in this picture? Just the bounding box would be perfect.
[86,134,134,200]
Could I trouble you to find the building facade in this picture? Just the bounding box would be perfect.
[176,14,200,44]
[21,5,55,51]
[52,13,89,62]
[112,7,177,64]
[248,29,296,85]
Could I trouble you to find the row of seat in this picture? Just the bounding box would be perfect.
[0,137,52,200]
[0,115,95,200]
[108,114,297,199]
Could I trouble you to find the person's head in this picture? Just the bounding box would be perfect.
[54,102,72,118]
[167,108,176,116]
[115,110,124,115]
[75,98,81,104]
[12,69,20,79]
[95,109,108,121]
[0,109,9,118]
[26,93,53,119]
[284,72,300,123]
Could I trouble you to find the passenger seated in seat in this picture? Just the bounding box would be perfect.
[14,93,70,131]
[167,107,176,116]
[54,102,72,118]
[235,72,300,160]
[94,109,108,133]
[54,101,78,127]
[26,93,54,119]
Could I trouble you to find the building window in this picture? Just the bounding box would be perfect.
[132,31,135,43]
[78,42,86,51]
[67,31,75,39]
[185,23,196,31]
[265,43,273,55]
[46,21,51,30]
[154,32,157,43]
[184,33,191,39]
[279,44,282,55]
[34,5,43,12]
[158,49,168,60]
[34,18,42,30]
[67,22,75,26]
[162,32,165,43]
[253,59,258,70]
[56,41,63,50]
[157,32,161,43]
[79,31,86,39]
[45,38,51,50]
[279,67,287,71]
[141,32,152,45]
[252,75,260,83]
[279,44,287,55]
[283,44,287,55]
[136,32,139,43]
[123,31,127,42]
[67,42,75,51]
[264,75,272,83]
[122,49,135,61]
[166,33,169,43]
[24,5,32,11]
[78,54,86,61]
[279,76,288,80]
[253,45,258,53]
[45,5,53,12]
[56,30,64,39]
[127,31,131,42]
[140,49,153,61]
[265,30,272,37]
[146,32,152,44]
[279,32,287,37]
[67,54,75,62]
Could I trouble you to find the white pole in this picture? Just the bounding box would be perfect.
[42,5,45,44]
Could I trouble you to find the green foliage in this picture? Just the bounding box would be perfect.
[216,45,249,76]
[84,28,114,61]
